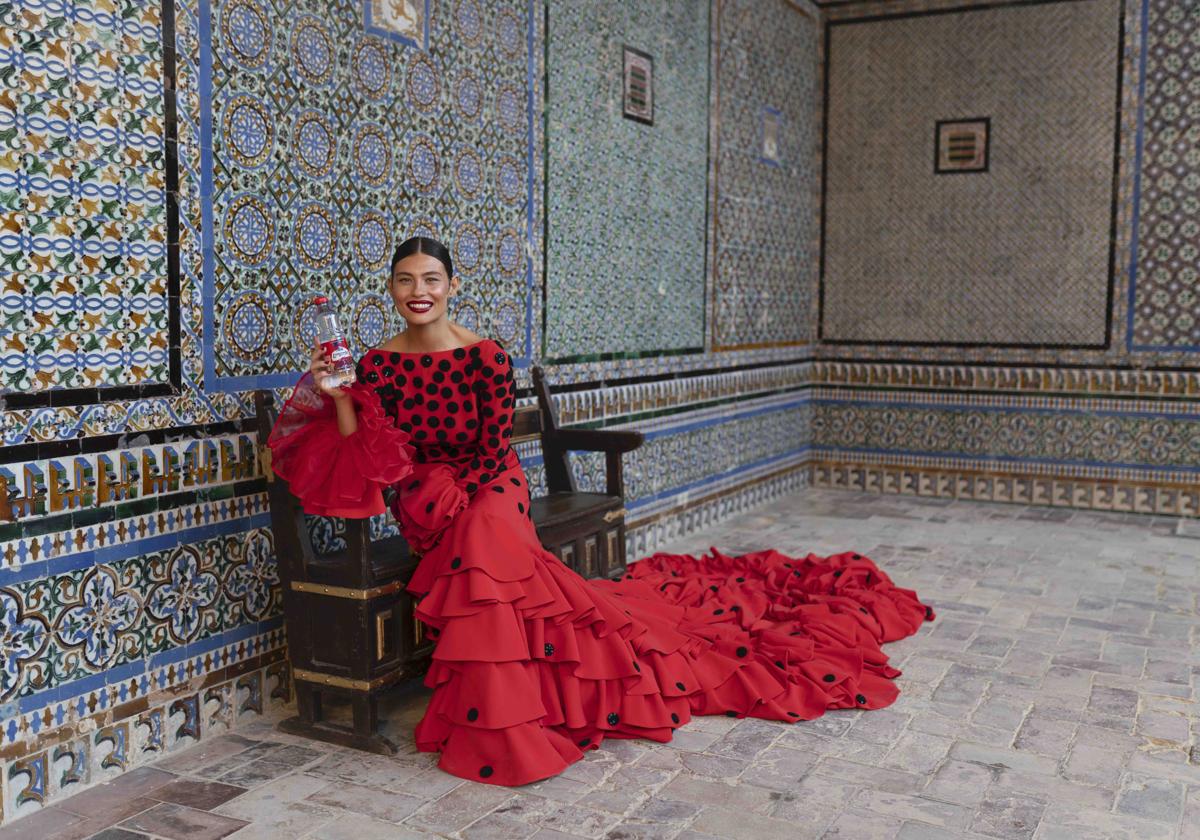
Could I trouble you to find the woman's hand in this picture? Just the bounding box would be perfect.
[309,340,350,400]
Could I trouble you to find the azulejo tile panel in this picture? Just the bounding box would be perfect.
[709,0,819,351]
[1129,0,1200,350]
[0,524,279,705]
[812,457,1200,516]
[202,0,536,389]
[2,633,287,823]
[810,392,1200,472]
[0,431,258,524]
[543,0,709,360]
[570,393,812,506]
[0,0,173,394]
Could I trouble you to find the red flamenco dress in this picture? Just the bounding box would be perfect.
[268,338,935,786]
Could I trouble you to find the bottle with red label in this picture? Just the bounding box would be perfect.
[312,295,356,389]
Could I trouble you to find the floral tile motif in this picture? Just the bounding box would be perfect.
[0,524,278,703]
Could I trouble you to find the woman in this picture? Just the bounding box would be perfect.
[268,236,934,786]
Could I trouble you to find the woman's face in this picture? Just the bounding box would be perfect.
[389,252,458,326]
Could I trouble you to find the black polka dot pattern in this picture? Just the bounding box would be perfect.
[358,340,517,498]
[606,712,619,725]
[479,765,493,778]
[467,707,479,721]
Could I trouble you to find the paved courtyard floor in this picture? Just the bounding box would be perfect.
[7,488,1199,839]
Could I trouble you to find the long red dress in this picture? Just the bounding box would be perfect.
[268,337,935,786]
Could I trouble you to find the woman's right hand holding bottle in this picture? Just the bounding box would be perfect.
[310,340,351,400]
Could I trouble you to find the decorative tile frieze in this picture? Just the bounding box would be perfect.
[0,433,259,523]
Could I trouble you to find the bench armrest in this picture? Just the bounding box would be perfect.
[551,428,644,454]
[544,428,644,498]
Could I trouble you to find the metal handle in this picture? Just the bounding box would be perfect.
[375,612,392,661]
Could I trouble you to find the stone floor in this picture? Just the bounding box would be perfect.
[7,488,1199,840]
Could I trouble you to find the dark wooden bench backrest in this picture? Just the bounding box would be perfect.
[510,403,543,444]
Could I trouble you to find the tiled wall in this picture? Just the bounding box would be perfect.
[7,0,1192,825]
[543,0,709,361]
[0,0,822,824]
[812,0,1200,515]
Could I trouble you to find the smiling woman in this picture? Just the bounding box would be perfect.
[264,234,934,787]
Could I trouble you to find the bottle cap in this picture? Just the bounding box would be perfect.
[313,295,328,305]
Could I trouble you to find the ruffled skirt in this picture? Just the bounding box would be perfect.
[404,468,934,786]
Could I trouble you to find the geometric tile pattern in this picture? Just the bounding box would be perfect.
[710,0,819,350]
[627,458,810,559]
[821,0,1122,346]
[812,454,1200,515]
[203,0,535,387]
[0,492,270,574]
[810,391,1200,470]
[1129,0,1200,349]
[2,636,287,825]
[0,524,278,704]
[612,396,811,505]
[0,431,258,525]
[0,0,172,394]
[543,0,709,360]
[7,2,1200,832]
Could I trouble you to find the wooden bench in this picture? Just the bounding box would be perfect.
[253,365,643,754]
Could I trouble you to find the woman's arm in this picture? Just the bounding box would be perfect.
[334,394,358,437]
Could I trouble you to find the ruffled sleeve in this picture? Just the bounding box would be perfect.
[389,461,469,553]
[267,371,415,518]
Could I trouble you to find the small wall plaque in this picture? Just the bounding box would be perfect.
[364,0,428,50]
[622,46,654,126]
[935,117,989,174]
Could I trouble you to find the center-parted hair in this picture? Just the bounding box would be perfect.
[390,236,454,278]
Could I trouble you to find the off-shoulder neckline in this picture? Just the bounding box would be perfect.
[368,338,492,356]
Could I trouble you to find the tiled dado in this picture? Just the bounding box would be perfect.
[545,360,1200,427]
[0,628,288,826]
[811,456,1200,517]
[627,458,811,558]
[0,432,259,523]
[0,492,269,573]
[547,362,814,426]
[811,362,1200,397]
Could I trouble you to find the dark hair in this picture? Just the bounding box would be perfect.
[389,236,453,278]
